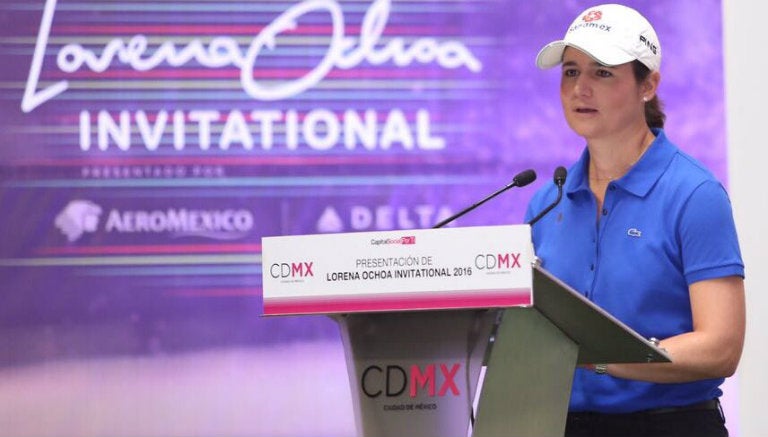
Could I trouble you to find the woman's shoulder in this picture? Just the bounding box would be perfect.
[659,134,724,192]
[657,141,733,218]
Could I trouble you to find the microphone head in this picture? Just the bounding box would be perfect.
[513,169,537,187]
[554,166,567,186]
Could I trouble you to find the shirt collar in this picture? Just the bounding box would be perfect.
[565,128,676,198]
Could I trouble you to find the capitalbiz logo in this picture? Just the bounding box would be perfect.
[55,200,255,242]
[370,236,416,246]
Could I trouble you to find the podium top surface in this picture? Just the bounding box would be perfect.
[533,265,670,364]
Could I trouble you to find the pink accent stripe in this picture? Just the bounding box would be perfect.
[52,110,445,125]
[55,109,444,123]
[35,243,262,255]
[263,289,532,315]
[12,155,455,167]
[53,24,454,35]
[42,68,446,80]
[168,287,262,297]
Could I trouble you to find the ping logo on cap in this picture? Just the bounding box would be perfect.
[640,35,658,55]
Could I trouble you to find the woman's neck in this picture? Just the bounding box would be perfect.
[587,127,656,182]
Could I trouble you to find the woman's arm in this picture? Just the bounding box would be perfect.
[599,275,745,383]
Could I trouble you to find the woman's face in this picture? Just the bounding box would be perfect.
[559,47,652,142]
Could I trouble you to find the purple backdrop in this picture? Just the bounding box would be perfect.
[0,0,726,418]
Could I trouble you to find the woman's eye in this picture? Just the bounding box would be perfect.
[596,69,613,78]
[563,69,578,77]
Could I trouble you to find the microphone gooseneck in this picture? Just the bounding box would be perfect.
[527,166,567,226]
[432,169,537,229]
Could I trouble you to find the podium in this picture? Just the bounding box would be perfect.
[262,225,669,437]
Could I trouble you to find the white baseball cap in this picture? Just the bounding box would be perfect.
[536,4,661,72]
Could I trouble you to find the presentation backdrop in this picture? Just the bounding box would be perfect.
[0,0,728,434]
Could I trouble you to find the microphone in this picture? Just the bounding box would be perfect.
[527,166,567,226]
[432,169,537,229]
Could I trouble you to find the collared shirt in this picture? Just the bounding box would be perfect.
[524,129,744,413]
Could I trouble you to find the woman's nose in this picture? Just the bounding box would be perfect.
[573,76,592,97]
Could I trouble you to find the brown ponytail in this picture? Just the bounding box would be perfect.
[632,61,666,129]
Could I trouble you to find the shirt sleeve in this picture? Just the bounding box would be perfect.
[678,180,745,285]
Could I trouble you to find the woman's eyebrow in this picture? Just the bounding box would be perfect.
[561,60,616,69]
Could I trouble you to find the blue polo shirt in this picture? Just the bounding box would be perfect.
[524,129,744,413]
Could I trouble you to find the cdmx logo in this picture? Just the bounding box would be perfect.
[269,262,315,279]
[474,252,523,270]
[361,363,461,398]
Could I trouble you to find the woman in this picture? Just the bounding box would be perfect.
[525,4,745,437]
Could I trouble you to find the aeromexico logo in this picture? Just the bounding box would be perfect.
[55,200,254,242]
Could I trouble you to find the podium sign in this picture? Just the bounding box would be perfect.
[261,224,670,436]
[337,310,496,437]
[262,225,534,315]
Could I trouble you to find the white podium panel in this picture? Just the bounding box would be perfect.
[262,225,534,315]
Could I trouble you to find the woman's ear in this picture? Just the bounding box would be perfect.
[642,71,661,100]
